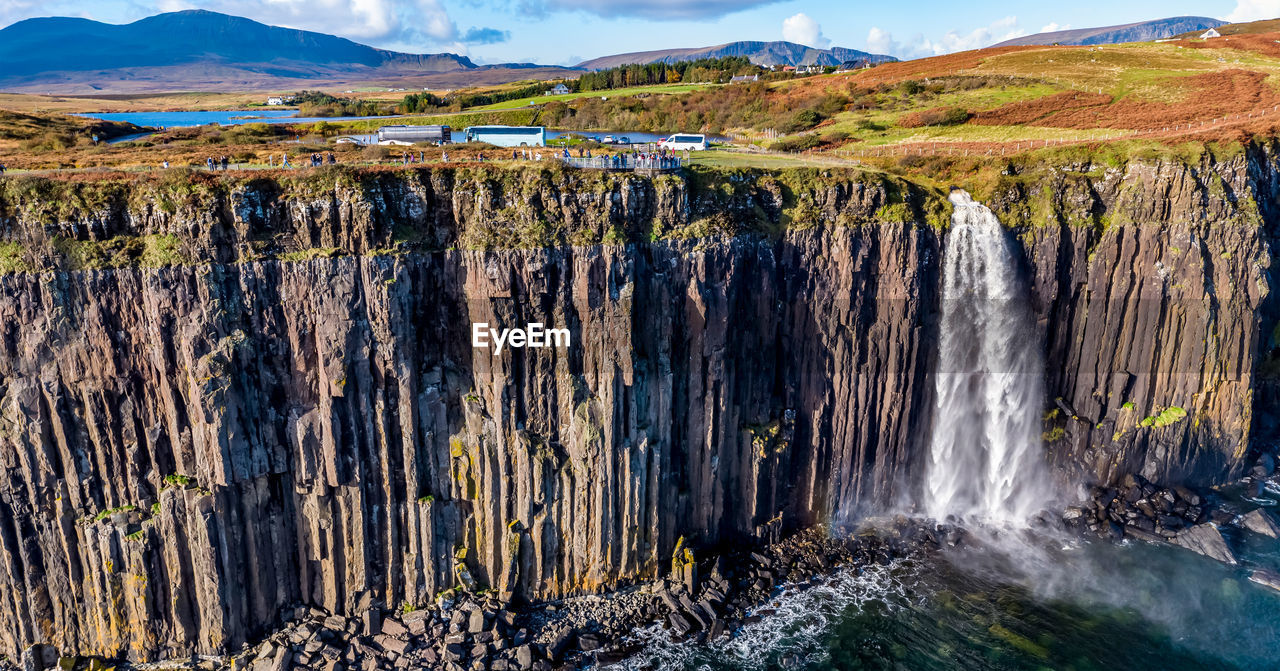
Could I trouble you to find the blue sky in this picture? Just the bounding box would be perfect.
[0,0,1274,65]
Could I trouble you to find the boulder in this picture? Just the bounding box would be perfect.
[270,646,293,671]
[444,643,466,663]
[667,612,693,637]
[1173,524,1237,565]
[374,635,408,655]
[1250,569,1280,593]
[513,645,534,670]
[577,633,601,652]
[1237,509,1280,538]
[467,608,487,634]
[380,618,407,638]
[547,628,575,661]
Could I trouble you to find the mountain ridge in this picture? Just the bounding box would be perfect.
[0,10,579,93]
[993,16,1225,47]
[577,40,896,70]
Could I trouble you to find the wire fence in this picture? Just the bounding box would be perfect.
[558,155,685,171]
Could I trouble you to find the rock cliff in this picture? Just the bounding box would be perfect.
[0,154,1273,661]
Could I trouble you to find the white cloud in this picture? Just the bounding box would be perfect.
[163,0,462,46]
[914,15,1024,56]
[1226,0,1280,22]
[782,12,830,48]
[864,16,1027,59]
[866,27,899,55]
[526,0,782,19]
[1039,22,1070,33]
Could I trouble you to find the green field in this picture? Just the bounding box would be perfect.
[468,83,719,111]
[687,149,868,169]
[307,109,539,134]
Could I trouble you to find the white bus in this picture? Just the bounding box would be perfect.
[660,134,708,151]
[464,126,546,147]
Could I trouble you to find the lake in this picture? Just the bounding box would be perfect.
[76,110,387,129]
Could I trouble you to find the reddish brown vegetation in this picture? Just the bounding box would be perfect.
[971,91,1112,126]
[969,69,1280,131]
[1176,32,1280,58]
[897,106,972,128]
[846,46,1039,86]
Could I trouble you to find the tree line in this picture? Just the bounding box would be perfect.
[574,56,761,91]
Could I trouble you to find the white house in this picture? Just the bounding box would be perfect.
[1201,28,1221,39]
[267,97,285,106]
[730,74,759,83]
[547,84,571,95]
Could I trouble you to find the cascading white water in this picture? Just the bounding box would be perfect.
[924,190,1052,524]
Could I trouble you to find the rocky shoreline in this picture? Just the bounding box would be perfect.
[7,520,956,671]
[1064,452,1280,587]
[12,461,1280,671]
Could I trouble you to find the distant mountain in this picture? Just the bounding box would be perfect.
[993,16,1226,47]
[0,10,576,93]
[577,41,896,70]
[1171,17,1280,39]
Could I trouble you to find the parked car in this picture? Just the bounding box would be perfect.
[660,134,708,151]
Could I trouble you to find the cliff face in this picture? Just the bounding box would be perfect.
[0,155,1273,661]
[995,147,1274,485]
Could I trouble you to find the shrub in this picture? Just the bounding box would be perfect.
[362,145,391,161]
[782,109,826,133]
[897,106,972,128]
[820,130,850,145]
[771,134,822,153]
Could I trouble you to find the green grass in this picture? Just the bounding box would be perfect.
[280,247,343,262]
[0,242,30,274]
[468,83,718,111]
[1141,406,1188,429]
[49,233,191,271]
[163,473,195,488]
[92,504,136,523]
[688,149,868,169]
[318,109,537,135]
[813,81,1126,149]
[139,234,187,268]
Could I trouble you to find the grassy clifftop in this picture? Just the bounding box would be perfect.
[0,164,948,273]
[0,135,1268,276]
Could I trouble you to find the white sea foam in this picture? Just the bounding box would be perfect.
[612,561,915,671]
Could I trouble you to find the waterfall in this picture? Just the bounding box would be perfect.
[924,190,1052,524]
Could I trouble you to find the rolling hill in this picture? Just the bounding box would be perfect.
[577,41,896,70]
[993,16,1225,47]
[0,10,576,94]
